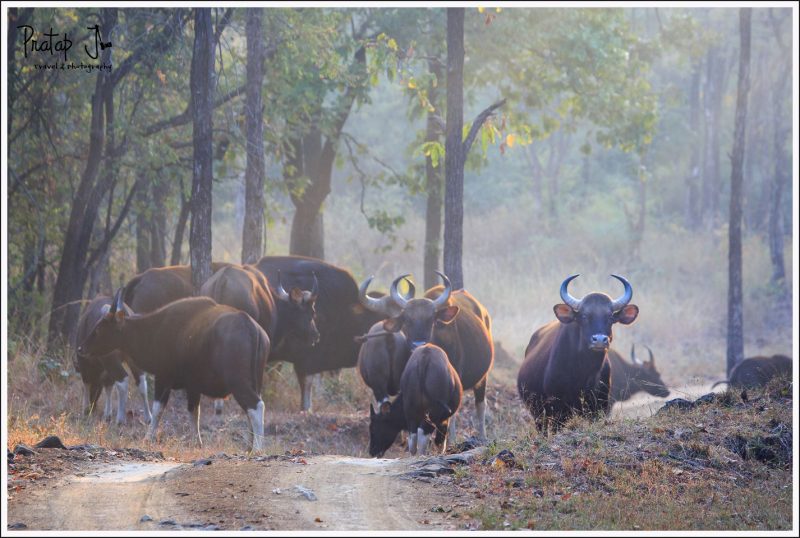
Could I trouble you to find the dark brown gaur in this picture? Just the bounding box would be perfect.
[380,271,494,442]
[255,256,394,412]
[74,295,151,424]
[712,354,792,389]
[608,344,670,405]
[517,274,639,431]
[200,264,319,415]
[356,276,415,414]
[78,288,270,451]
[368,344,463,457]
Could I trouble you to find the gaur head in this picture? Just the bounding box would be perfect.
[368,400,404,457]
[553,274,639,353]
[78,288,131,357]
[381,271,459,351]
[358,275,416,319]
[274,270,320,346]
[630,344,670,397]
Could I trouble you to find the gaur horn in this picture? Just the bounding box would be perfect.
[645,344,655,365]
[609,274,633,312]
[431,271,452,309]
[559,274,582,311]
[275,270,291,301]
[631,343,641,365]
[310,272,320,300]
[111,286,124,315]
[390,274,413,309]
[360,275,415,315]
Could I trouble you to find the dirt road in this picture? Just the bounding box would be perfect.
[7,451,470,531]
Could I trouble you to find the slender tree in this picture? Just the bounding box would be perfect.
[726,7,751,375]
[189,8,215,291]
[443,8,466,290]
[242,8,267,265]
[423,59,444,290]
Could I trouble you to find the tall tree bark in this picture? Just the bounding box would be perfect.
[685,60,702,229]
[149,178,168,267]
[727,8,751,376]
[768,28,790,310]
[241,8,267,264]
[443,7,466,290]
[47,9,118,347]
[189,8,214,291]
[423,59,444,290]
[171,177,191,266]
[135,179,151,274]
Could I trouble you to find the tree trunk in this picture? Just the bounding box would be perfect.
[685,60,702,229]
[423,59,443,290]
[149,178,168,267]
[768,56,790,309]
[171,180,190,266]
[727,8,751,376]
[443,7,465,290]
[241,8,267,265]
[287,131,329,259]
[47,9,117,347]
[135,172,151,274]
[702,45,725,229]
[189,8,214,291]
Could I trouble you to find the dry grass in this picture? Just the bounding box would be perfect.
[455,378,793,531]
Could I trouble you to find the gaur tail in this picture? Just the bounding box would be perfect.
[711,380,730,390]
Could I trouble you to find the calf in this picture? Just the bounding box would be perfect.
[368,344,462,457]
[74,295,151,424]
[608,344,670,405]
[356,276,415,414]
[78,288,270,451]
[517,274,639,430]
[713,354,792,389]
[380,272,494,442]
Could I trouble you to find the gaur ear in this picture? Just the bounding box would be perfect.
[615,304,639,325]
[114,310,126,322]
[290,287,304,304]
[382,316,403,333]
[436,305,459,324]
[380,401,391,414]
[553,304,576,323]
[351,304,367,316]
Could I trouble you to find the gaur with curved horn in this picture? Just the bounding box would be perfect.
[518,274,640,430]
[373,271,493,447]
[607,343,670,405]
[359,275,415,318]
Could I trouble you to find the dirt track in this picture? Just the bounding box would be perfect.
[7,452,468,531]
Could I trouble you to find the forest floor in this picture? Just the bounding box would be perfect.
[5,342,795,532]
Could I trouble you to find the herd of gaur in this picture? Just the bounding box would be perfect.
[74,255,792,455]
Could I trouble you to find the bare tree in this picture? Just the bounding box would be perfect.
[726,7,751,376]
[189,8,214,291]
[241,8,267,265]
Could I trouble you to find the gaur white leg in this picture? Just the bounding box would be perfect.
[447,412,457,443]
[301,375,314,413]
[146,400,164,442]
[82,383,91,415]
[247,400,265,452]
[103,385,114,420]
[476,400,487,441]
[114,378,129,424]
[440,431,448,454]
[371,397,381,415]
[417,427,429,456]
[191,405,202,447]
[138,374,152,424]
[408,432,418,455]
[213,399,224,415]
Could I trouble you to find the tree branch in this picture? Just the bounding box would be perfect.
[86,178,142,268]
[462,98,506,156]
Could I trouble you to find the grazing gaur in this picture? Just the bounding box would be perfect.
[380,272,494,442]
[356,276,416,414]
[78,289,270,451]
[368,344,463,457]
[122,263,229,313]
[517,274,639,430]
[712,354,792,389]
[608,344,670,405]
[255,256,390,412]
[74,295,152,424]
